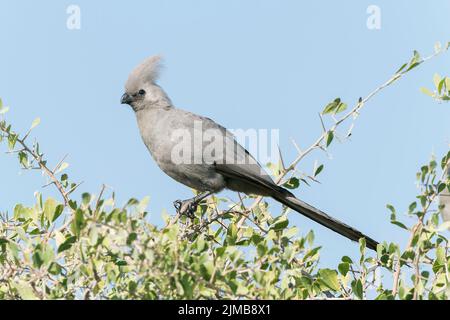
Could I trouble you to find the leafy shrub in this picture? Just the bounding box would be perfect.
[0,45,449,299]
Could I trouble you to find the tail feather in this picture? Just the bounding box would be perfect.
[213,163,378,250]
[273,192,379,251]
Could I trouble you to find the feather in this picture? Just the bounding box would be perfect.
[125,55,163,92]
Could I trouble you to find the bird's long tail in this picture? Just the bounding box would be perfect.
[272,191,379,251]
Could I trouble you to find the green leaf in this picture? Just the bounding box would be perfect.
[61,174,69,188]
[318,269,340,291]
[270,216,289,231]
[406,50,421,71]
[0,102,9,114]
[251,234,264,245]
[386,204,396,216]
[201,261,215,281]
[314,164,324,177]
[43,198,58,223]
[283,177,299,190]
[30,117,41,130]
[32,250,44,268]
[56,162,69,174]
[433,73,442,89]
[335,102,347,114]
[8,133,17,150]
[338,262,350,276]
[68,200,77,211]
[420,87,434,97]
[8,241,20,260]
[126,232,138,245]
[48,262,62,276]
[14,281,39,300]
[57,236,77,253]
[359,238,366,256]
[408,201,417,213]
[283,226,298,239]
[391,220,408,230]
[306,230,315,245]
[326,131,334,147]
[256,243,267,257]
[352,279,364,299]
[227,223,238,245]
[137,196,150,213]
[407,62,420,72]
[52,204,64,222]
[438,79,446,94]
[18,151,28,168]
[81,193,91,206]
[341,256,353,264]
[303,246,321,261]
[445,77,450,92]
[436,246,446,265]
[322,98,341,114]
[395,63,408,74]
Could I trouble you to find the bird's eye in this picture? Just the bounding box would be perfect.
[138,89,146,96]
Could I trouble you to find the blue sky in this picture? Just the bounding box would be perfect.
[0,1,449,269]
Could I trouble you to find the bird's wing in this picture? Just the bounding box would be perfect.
[187,112,277,187]
[191,113,379,250]
[214,159,289,196]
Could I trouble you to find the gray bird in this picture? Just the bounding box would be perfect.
[121,55,379,251]
[440,167,450,225]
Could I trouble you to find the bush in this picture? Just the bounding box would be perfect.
[0,45,449,300]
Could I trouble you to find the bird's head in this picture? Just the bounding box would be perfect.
[121,55,171,111]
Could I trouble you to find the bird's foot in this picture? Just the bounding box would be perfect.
[173,199,198,219]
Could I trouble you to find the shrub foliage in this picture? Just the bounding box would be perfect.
[0,45,449,299]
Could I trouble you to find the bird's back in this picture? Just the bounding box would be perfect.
[135,106,276,195]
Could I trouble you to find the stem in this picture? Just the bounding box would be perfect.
[243,48,446,225]
[392,158,450,298]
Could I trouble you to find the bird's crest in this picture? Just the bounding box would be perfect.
[125,55,163,92]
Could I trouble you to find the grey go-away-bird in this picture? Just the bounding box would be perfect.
[121,55,379,251]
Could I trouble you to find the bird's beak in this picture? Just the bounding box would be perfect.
[121,93,133,105]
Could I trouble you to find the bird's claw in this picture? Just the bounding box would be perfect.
[173,199,198,219]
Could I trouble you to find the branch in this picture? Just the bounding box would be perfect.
[391,156,450,297]
[17,137,70,205]
[0,121,70,206]
[242,46,448,224]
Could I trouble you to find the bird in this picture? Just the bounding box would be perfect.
[439,167,450,226]
[121,55,379,251]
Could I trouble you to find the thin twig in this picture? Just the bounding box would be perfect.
[392,158,450,298]
[16,137,70,205]
[240,48,446,226]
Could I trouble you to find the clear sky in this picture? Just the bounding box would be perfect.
[1,0,449,269]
